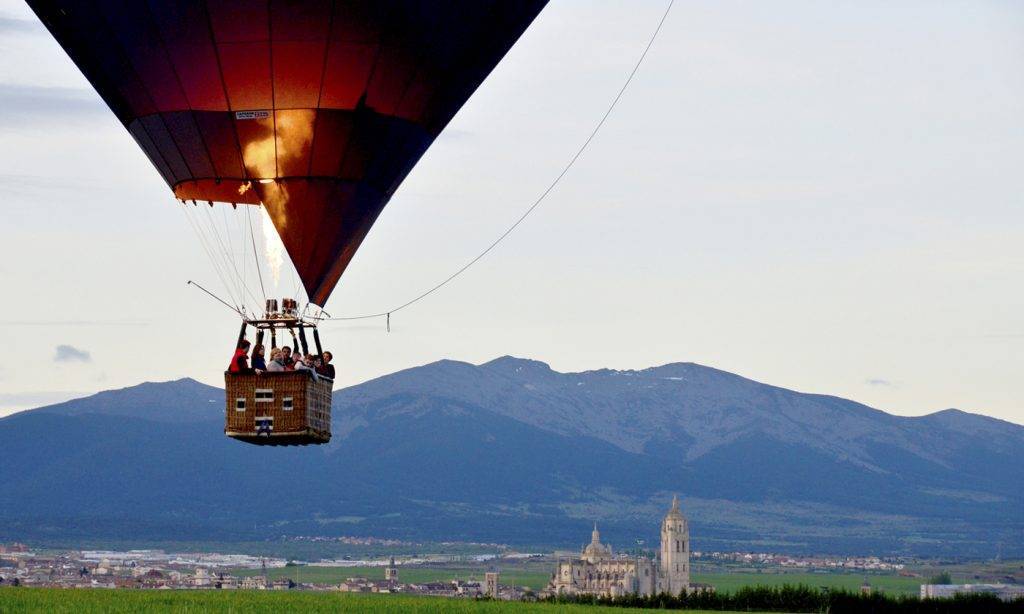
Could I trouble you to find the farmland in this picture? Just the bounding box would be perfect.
[233,563,551,591]
[0,588,737,613]
[233,564,924,595]
[693,572,921,596]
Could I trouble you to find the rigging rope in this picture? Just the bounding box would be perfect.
[203,203,262,312]
[237,204,248,305]
[180,203,242,312]
[323,0,675,323]
[197,204,239,304]
[217,203,245,310]
[187,280,243,317]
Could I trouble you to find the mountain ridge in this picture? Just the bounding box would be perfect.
[14,359,1016,429]
[3,357,1020,556]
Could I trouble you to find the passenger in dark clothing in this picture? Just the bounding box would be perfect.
[251,344,267,372]
[228,340,252,374]
[280,346,295,370]
[317,351,336,379]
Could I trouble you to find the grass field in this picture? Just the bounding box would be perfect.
[692,572,922,596]
[234,565,924,595]
[0,588,744,613]
[234,564,551,590]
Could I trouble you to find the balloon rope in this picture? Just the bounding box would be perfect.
[205,204,261,312]
[219,203,246,310]
[324,0,675,322]
[237,205,248,305]
[181,203,241,313]
[200,205,240,305]
[187,280,244,317]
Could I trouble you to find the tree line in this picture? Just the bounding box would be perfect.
[540,585,1023,613]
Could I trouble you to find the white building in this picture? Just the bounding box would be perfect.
[544,496,690,598]
[921,584,1024,602]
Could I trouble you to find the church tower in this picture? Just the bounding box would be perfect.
[659,495,689,594]
[385,557,398,585]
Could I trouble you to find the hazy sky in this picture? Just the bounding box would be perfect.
[1,0,1021,423]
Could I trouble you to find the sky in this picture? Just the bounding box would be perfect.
[0,0,1021,423]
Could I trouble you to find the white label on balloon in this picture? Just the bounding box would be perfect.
[235,110,271,120]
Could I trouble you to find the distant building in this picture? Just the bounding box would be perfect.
[240,575,267,590]
[485,571,499,598]
[192,568,212,587]
[921,584,1024,602]
[337,577,372,592]
[385,557,398,585]
[659,495,690,595]
[270,579,292,590]
[544,496,690,598]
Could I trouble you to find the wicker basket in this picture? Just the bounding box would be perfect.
[224,371,333,446]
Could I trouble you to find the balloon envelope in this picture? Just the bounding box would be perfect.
[29,0,548,305]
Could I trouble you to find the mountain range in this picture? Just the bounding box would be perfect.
[1,357,1021,557]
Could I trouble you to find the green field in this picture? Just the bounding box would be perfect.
[234,564,551,590]
[234,565,924,595]
[692,572,922,596]
[0,588,741,613]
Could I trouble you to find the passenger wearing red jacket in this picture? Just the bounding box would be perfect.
[228,340,252,374]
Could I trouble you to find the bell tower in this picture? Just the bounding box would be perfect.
[385,557,398,586]
[659,495,690,594]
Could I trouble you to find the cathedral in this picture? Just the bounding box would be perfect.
[544,496,690,598]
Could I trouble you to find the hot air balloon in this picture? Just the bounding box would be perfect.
[28,0,548,445]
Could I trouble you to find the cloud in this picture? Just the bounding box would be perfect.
[53,344,91,363]
[865,378,892,387]
[0,84,106,127]
[0,16,43,35]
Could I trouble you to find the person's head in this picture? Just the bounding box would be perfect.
[269,348,282,362]
[282,346,292,358]
[237,339,251,353]
[323,351,332,364]
[254,344,264,357]
[304,353,315,365]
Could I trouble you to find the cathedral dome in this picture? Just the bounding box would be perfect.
[581,523,612,562]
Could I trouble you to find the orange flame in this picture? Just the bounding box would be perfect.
[242,111,315,181]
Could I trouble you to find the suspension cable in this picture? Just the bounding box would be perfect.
[203,203,262,311]
[180,203,242,312]
[218,202,245,309]
[323,0,675,323]
[187,280,244,317]
[237,205,248,306]
[208,203,244,310]
[197,204,239,304]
